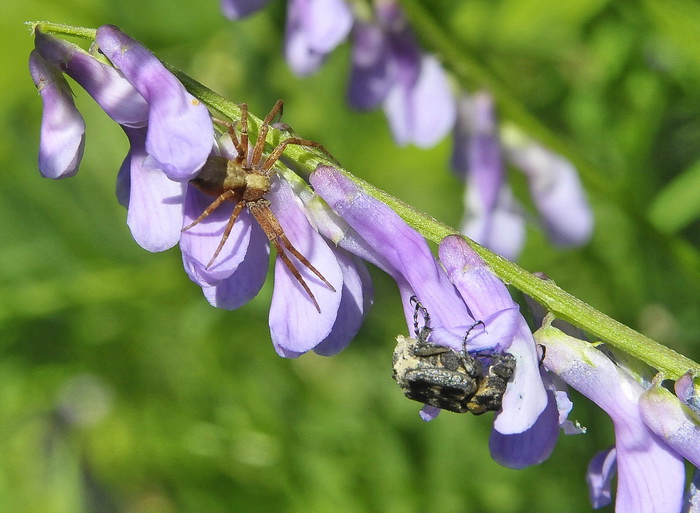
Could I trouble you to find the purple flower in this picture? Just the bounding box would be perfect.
[347,2,456,148]
[538,325,685,512]
[32,28,193,252]
[95,25,214,182]
[284,0,353,76]
[673,371,700,413]
[451,92,526,259]
[451,92,592,258]
[220,0,274,19]
[684,470,700,513]
[117,128,187,251]
[179,136,372,357]
[29,49,85,179]
[587,447,617,508]
[503,126,593,248]
[311,165,559,468]
[33,30,149,128]
[638,374,700,469]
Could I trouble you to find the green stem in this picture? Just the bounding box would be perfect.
[33,22,700,379]
[28,21,96,40]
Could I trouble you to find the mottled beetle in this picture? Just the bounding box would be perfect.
[392,297,515,415]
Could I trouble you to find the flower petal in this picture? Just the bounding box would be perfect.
[460,183,526,261]
[96,25,213,181]
[505,134,593,248]
[489,390,560,468]
[34,30,149,128]
[313,251,373,356]
[121,128,186,251]
[684,470,700,513]
[199,221,270,310]
[675,372,700,414]
[29,49,85,179]
[220,0,273,19]
[407,55,456,148]
[586,447,617,508]
[639,379,700,469]
[268,178,344,356]
[347,22,393,110]
[180,186,257,283]
[539,326,685,513]
[311,166,471,330]
[439,235,549,432]
[284,0,352,76]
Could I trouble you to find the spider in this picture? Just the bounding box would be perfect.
[182,100,336,313]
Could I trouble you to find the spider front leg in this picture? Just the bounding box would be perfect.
[261,137,340,173]
[247,199,335,313]
[213,116,247,166]
[250,99,284,169]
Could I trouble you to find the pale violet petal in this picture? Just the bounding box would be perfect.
[314,251,373,356]
[180,186,256,283]
[199,221,270,310]
[268,178,343,355]
[122,128,185,252]
[29,49,85,179]
[586,447,617,508]
[96,25,213,181]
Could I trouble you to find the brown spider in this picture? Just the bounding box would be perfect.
[182,99,336,313]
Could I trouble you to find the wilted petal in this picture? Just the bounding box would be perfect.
[121,128,186,251]
[268,178,344,356]
[639,378,700,468]
[96,25,213,181]
[220,0,273,19]
[539,326,685,513]
[506,134,593,247]
[313,251,373,356]
[29,49,85,179]
[587,447,617,508]
[34,31,149,127]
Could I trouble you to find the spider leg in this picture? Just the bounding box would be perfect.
[212,118,243,160]
[248,200,335,313]
[205,200,245,269]
[251,99,284,169]
[239,103,249,166]
[261,137,340,173]
[182,190,237,231]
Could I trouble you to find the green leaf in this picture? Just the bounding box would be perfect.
[649,160,700,233]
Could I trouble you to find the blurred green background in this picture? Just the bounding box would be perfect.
[2,0,700,512]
